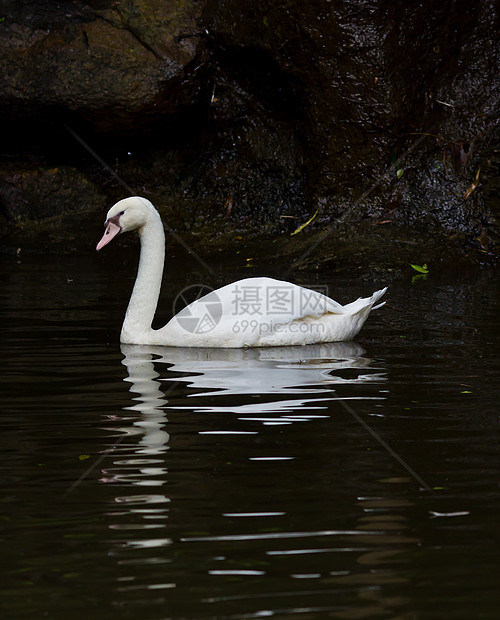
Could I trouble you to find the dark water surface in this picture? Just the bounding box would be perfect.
[1,253,499,619]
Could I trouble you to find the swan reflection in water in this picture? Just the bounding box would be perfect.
[105,343,386,536]
[120,341,386,449]
[108,345,416,616]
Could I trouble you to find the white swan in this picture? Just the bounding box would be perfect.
[96,197,387,347]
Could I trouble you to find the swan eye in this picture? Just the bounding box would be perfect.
[119,211,125,216]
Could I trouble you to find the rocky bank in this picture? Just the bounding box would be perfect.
[0,0,498,275]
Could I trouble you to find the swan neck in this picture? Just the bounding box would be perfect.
[121,217,165,341]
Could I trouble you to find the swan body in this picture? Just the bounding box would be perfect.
[97,197,387,347]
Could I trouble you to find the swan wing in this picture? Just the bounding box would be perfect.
[171,277,344,334]
[162,279,385,347]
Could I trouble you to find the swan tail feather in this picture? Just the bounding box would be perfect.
[342,287,387,315]
[369,287,388,310]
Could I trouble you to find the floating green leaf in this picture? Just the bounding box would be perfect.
[410,263,429,274]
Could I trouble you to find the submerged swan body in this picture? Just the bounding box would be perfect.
[97,197,387,347]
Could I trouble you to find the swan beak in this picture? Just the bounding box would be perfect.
[96,220,121,251]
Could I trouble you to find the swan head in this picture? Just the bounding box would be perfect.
[96,196,159,251]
